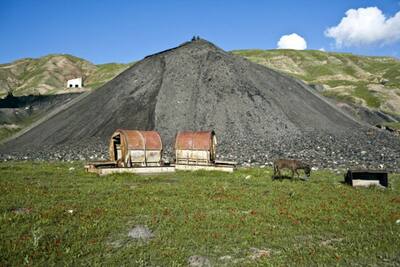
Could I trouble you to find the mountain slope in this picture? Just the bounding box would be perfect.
[1,39,399,170]
[2,39,360,145]
[0,54,132,96]
[2,49,399,117]
[232,49,400,115]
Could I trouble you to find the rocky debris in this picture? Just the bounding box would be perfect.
[248,247,271,260]
[188,255,212,267]
[127,225,154,241]
[320,238,343,247]
[309,84,325,92]
[335,101,400,127]
[1,129,399,172]
[9,207,32,215]
[0,40,399,171]
[108,239,124,248]
[218,255,232,261]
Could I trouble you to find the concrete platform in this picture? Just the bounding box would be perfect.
[85,165,175,176]
[352,179,381,188]
[174,164,235,173]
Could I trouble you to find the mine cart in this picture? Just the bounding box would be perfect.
[175,131,217,165]
[109,129,163,167]
[174,130,236,172]
[344,169,388,187]
[85,129,175,175]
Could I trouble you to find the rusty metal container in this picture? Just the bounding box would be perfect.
[175,131,217,165]
[109,129,163,167]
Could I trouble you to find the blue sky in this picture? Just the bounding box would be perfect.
[1,0,399,64]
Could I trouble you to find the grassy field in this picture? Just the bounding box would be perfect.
[0,162,399,266]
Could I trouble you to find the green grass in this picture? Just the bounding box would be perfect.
[232,49,400,116]
[304,65,335,78]
[85,63,133,89]
[322,91,357,105]
[0,54,132,96]
[382,122,400,130]
[324,80,360,88]
[352,86,382,108]
[84,81,107,89]
[1,162,399,266]
[0,112,44,142]
[0,127,21,141]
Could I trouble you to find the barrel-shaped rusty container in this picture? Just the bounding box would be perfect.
[175,131,217,165]
[109,129,163,167]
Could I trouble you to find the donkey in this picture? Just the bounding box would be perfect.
[273,159,311,179]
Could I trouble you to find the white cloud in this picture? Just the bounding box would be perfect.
[325,7,400,47]
[277,33,307,50]
[319,47,326,51]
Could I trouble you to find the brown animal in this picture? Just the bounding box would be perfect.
[273,159,311,179]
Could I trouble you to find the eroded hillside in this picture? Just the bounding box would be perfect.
[232,49,400,116]
[0,54,132,96]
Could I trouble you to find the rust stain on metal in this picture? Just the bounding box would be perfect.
[109,129,163,167]
[87,129,236,174]
[175,131,214,150]
[175,131,217,165]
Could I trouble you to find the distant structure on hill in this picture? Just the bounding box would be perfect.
[67,78,83,88]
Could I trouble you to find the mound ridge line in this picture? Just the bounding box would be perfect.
[0,39,399,170]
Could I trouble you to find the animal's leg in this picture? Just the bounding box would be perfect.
[291,169,294,179]
[295,169,300,178]
[272,165,276,179]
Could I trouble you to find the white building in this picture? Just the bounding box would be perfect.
[67,77,83,88]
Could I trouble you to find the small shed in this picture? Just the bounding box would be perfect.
[109,129,163,167]
[67,77,83,88]
[175,131,217,165]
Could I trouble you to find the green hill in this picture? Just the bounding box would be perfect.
[0,55,133,141]
[2,51,399,118]
[0,54,132,97]
[232,49,400,116]
[1,49,399,135]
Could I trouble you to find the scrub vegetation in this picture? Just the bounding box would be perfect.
[0,55,132,97]
[233,49,400,114]
[1,161,399,266]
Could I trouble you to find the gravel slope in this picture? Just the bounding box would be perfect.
[1,40,399,170]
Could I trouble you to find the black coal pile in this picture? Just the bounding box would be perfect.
[1,39,399,170]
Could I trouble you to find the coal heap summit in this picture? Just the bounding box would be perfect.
[1,39,399,170]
